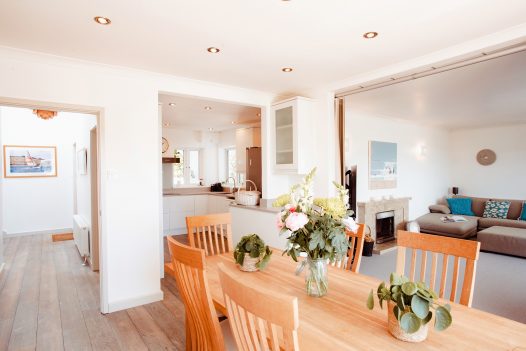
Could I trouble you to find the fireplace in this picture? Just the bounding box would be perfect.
[376,210,395,244]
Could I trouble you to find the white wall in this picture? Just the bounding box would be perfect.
[0,46,274,312]
[345,105,451,219]
[1,106,96,235]
[450,123,526,199]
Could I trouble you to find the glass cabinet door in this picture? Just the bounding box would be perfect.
[275,106,293,165]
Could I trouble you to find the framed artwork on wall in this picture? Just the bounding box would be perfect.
[3,145,57,178]
[369,141,397,190]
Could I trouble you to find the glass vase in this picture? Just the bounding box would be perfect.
[305,257,328,297]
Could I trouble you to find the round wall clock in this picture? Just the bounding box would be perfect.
[162,137,169,154]
[476,149,496,166]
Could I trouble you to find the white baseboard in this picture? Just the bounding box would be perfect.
[4,227,72,237]
[106,290,164,313]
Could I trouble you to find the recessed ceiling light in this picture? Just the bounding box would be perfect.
[168,102,176,107]
[363,32,378,39]
[231,121,236,124]
[207,47,220,53]
[94,16,111,25]
[282,67,293,72]
[209,127,214,131]
[204,106,212,110]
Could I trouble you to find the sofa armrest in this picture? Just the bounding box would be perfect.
[429,204,451,214]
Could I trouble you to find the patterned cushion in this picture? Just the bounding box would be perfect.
[483,200,511,219]
[519,202,526,221]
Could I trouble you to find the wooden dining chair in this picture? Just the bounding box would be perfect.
[187,213,233,256]
[331,223,366,273]
[217,262,300,351]
[396,230,481,307]
[167,237,233,351]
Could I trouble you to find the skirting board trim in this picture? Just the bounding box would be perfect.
[5,228,72,237]
[106,290,164,313]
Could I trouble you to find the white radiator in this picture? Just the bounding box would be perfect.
[73,215,90,263]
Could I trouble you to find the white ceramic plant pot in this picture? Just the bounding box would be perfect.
[239,253,259,272]
[387,301,428,343]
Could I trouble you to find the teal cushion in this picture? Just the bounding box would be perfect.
[446,198,474,216]
[519,202,526,221]
[483,200,511,219]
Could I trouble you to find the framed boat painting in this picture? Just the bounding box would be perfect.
[3,145,57,178]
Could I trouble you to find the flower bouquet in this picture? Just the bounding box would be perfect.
[274,168,358,297]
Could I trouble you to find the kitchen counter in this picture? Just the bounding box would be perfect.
[163,190,234,197]
[229,199,280,214]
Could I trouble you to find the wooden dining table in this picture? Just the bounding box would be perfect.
[205,251,526,350]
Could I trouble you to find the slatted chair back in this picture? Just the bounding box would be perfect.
[331,223,366,273]
[167,237,225,351]
[218,263,300,351]
[396,230,480,307]
[186,213,233,256]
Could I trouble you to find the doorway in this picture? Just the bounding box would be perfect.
[0,100,104,311]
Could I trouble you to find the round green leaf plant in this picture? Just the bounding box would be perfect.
[234,234,273,270]
[366,273,453,334]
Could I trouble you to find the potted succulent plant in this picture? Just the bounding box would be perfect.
[233,234,272,272]
[367,273,453,343]
[362,230,375,257]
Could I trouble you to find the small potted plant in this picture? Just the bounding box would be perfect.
[233,234,272,272]
[362,229,374,257]
[367,273,452,343]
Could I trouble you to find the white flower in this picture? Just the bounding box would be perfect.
[342,217,358,233]
[285,212,309,232]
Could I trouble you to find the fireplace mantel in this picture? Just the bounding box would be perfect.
[357,197,411,243]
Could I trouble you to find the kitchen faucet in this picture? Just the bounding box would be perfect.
[226,176,237,193]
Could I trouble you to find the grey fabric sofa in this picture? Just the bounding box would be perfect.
[416,196,526,257]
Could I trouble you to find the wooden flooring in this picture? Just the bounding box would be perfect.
[0,234,187,351]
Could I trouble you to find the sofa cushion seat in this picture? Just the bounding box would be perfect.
[416,213,478,238]
[478,217,526,230]
[477,226,526,258]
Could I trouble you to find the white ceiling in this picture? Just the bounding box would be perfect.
[159,94,260,131]
[0,1,525,94]
[347,50,526,129]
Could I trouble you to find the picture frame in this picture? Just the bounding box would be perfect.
[3,145,58,178]
[369,141,397,190]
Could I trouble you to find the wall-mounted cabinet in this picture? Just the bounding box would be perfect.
[271,96,315,174]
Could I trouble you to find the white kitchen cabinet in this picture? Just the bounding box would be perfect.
[162,194,232,235]
[271,96,315,174]
[207,195,232,214]
[194,195,208,216]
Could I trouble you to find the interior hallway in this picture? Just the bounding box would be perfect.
[0,234,185,351]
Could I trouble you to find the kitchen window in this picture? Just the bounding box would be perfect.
[226,148,236,180]
[173,149,201,186]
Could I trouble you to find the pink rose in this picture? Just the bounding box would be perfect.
[285,212,309,232]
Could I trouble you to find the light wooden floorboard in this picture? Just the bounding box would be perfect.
[0,236,32,351]
[36,235,64,351]
[0,234,187,351]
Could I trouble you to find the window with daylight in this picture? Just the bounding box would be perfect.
[172,149,201,186]
[226,148,236,180]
